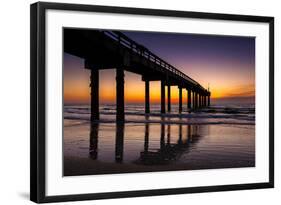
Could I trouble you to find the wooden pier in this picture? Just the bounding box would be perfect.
[64,29,211,121]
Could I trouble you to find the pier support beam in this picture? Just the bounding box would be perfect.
[167,84,171,112]
[192,91,195,109]
[90,69,99,121]
[204,95,207,107]
[194,92,196,108]
[161,80,165,113]
[116,67,125,122]
[202,95,205,107]
[179,87,182,113]
[204,95,206,107]
[187,89,191,109]
[208,95,210,106]
[145,80,150,114]
[195,93,199,108]
[198,93,202,108]
[195,92,198,108]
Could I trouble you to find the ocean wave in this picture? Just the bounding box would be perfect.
[65,106,255,114]
[64,114,254,126]
[64,116,254,126]
[64,111,254,120]
[64,105,255,126]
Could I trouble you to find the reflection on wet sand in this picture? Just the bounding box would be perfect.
[89,123,99,160]
[64,118,254,176]
[89,122,126,163]
[138,121,202,165]
[115,122,125,163]
[89,117,206,166]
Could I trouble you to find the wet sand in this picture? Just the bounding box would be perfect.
[64,155,254,176]
[64,121,255,176]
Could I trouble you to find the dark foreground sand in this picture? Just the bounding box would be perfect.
[64,156,254,176]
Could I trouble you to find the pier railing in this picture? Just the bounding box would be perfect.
[103,31,206,91]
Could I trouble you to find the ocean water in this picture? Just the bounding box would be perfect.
[63,104,255,176]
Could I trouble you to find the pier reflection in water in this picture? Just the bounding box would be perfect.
[115,123,125,163]
[89,123,99,160]
[139,122,202,165]
[89,117,205,166]
[64,117,254,176]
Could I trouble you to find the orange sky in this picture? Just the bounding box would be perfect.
[64,62,255,105]
[64,31,255,105]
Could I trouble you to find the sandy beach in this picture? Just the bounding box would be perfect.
[63,107,255,176]
[64,154,254,176]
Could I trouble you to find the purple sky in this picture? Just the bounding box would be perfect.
[64,30,255,105]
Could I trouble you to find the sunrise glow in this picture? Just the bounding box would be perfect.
[64,31,255,105]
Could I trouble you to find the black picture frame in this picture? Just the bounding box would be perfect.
[30,1,274,203]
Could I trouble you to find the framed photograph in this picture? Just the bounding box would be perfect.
[30,2,274,203]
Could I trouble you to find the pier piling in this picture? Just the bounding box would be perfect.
[179,87,182,113]
[116,67,125,122]
[90,68,99,121]
[145,80,150,114]
[187,89,191,109]
[167,84,171,112]
[161,80,166,114]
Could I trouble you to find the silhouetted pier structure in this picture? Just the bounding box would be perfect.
[64,29,211,122]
